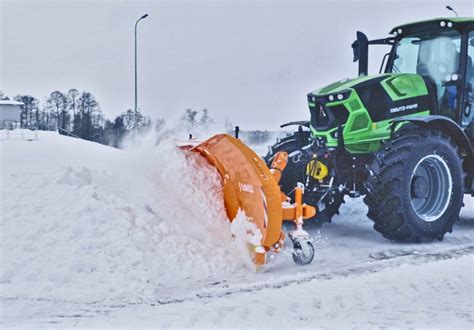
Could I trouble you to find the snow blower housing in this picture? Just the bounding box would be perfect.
[265,17,474,242]
[180,134,316,266]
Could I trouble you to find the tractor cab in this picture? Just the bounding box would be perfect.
[386,18,473,130]
[354,18,474,138]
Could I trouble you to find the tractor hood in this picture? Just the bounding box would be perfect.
[308,73,430,108]
[307,73,433,144]
[311,74,390,96]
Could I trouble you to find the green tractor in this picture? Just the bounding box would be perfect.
[265,17,474,242]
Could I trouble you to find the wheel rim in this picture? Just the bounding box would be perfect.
[410,155,452,222]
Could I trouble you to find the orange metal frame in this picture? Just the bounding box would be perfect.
[181,134,316,265]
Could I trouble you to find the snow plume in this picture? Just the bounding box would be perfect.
[230,209,264,271]
[0,128,251,304]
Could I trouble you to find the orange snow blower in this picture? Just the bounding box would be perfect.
[180,134,316,266]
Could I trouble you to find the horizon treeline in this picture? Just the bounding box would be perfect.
[0,89,154,148]
[1,90,276,148]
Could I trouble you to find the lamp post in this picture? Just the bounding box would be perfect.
[446,6,459,17]
[135,13,148,131]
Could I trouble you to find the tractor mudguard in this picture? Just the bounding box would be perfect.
[391,115,474,174]
[280,121,311,129]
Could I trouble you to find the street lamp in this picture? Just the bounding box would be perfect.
[135,13,148,131]
[446,6,459,17]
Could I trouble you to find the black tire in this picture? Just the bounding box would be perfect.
[265,135,344,225]
[264,137,304,195]
[364,127,464,242]
[292,240,315,265]
[302,190,345,226]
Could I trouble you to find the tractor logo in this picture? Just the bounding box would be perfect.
[390,103,418,114]
[239,182,254,193]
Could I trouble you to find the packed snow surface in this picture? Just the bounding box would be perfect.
[1,130,473,327]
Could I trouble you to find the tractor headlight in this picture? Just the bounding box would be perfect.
[327,90,352,103]
[445,74,459,82]
[308,89,352,104]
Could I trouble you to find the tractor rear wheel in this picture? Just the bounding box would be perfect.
[364,128,464,242]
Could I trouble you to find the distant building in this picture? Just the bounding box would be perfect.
[0,100,23,129]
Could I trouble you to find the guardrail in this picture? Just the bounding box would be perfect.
[57,127,81,139]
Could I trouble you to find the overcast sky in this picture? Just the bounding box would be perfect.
[1,0,473,129]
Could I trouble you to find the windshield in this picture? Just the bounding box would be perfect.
[391,30,461,79]
[390,30,461,118]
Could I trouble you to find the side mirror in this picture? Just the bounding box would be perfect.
[351,40,359,62]
[352,31,369,76]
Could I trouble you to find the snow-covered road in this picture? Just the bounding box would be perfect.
[1,131,473,327]
[4,254,472,328]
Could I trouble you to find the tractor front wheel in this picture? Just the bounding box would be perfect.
[364,128,464,242]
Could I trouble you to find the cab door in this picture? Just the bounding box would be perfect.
[461,30,473,142]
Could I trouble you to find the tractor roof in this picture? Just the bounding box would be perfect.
[390,17,474,35]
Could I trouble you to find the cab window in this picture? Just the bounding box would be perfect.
[391,30,461,117]
[464,31,474,128]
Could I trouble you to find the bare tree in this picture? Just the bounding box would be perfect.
[14,95,39,128]
[76,91,100,140]
[45,91,68,130]
[122,109,136,130]
[199,108,213,126]
[181,109,199,128]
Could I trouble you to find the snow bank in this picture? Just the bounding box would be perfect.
[0,130,248,303]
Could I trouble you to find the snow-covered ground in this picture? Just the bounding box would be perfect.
[1,130,473,328]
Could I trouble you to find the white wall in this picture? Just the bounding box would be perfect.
[0,105,21,129]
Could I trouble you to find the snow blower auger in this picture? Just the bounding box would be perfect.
[180,134,316,266]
